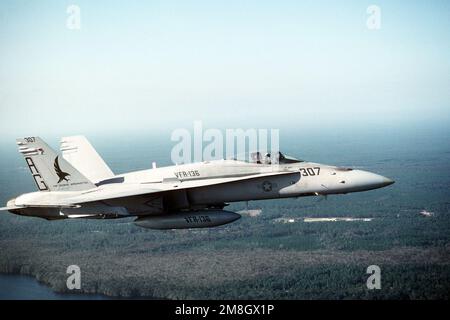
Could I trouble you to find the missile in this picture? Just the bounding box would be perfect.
[134,209,241,230]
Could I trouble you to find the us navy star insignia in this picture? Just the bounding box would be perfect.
[262,181,272,192]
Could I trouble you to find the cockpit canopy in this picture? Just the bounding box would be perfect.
[228,151,304,164]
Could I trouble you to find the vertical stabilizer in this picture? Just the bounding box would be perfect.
[60,135,114,184]
[16,137,96,191]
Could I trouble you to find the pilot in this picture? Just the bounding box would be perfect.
[263,153,271,165]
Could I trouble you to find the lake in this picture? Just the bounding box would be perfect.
[0,273,109,300]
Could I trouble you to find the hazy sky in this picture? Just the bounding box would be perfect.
[0,0,449,140]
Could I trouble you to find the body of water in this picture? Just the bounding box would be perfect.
[0,273,109,300]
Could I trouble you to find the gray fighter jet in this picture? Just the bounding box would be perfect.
[0,136,394,229]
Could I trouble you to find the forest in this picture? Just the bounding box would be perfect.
[0,196,449,299]
[0,132,449,299]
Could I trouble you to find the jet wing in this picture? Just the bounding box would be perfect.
[0,206,23,211]
[0,204,80,210]
[60,184,162,205]
[59,171,299,206]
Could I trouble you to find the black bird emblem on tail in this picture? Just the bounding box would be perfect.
[54,156,70,183]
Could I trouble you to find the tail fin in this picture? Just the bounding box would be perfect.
[60,135,114,184]
[16,137,96,191]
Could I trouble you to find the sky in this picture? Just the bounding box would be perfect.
[0,0,449,140]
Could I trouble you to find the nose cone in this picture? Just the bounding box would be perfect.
[348,170,395,192]
[381,177,395,187]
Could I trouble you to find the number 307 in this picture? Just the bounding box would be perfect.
[299,167,320,176]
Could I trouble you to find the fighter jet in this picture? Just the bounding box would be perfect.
[0,136,394,229]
